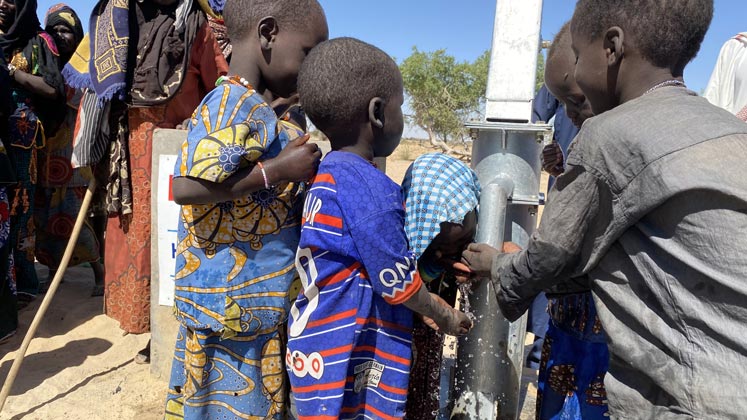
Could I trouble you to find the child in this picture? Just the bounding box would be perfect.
[286,38,472,419]
[401,153,480,420]
[463,0,747,418]
[164,0,328,418]
[534,22,608,420]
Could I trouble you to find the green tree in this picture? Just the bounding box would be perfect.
[400,48,546,155]
[536,52,545,94]
[400,48,488,156]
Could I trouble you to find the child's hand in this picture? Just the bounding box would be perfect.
[419,293,472,336]
[267,134,322,183]
[501,242,522,254]
[404,285,471,336]
[541,142,564,177]
[461,242,522,277]
[448,260,473,284]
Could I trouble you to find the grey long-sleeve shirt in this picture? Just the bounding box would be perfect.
[492,87,747,419]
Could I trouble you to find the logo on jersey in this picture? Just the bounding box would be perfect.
[378,256,415,288]
[353,360,385,392]
[302,194,323,226]
[287,349,325,379]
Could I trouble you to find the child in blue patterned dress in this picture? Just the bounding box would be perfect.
[164,0,328,418]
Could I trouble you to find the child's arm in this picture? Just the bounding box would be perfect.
[348,207,472,336]
[173,134,321,205]
[461,163,601,322]
[402,284,472,336]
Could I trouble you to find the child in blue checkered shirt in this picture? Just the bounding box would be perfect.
[400,153,481,418]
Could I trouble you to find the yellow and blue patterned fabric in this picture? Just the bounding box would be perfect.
[401,153,480,259]
[197,0,224,18]
[173,82,303,335]
[166,82,304,419]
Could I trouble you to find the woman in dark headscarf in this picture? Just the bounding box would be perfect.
[35,4,105,297]
[62,0,228,361]
[0,0,66,304]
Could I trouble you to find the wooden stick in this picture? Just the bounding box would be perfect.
[0,179,97,413]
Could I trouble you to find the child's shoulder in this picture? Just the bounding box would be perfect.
[570,89,747,183]
[320,152,391,185]
[316,152,400,209]
[199,83,272,115]
[188,83,278,138]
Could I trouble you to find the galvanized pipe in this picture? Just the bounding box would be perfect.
[448,125,545,420]
[450,181,525,420]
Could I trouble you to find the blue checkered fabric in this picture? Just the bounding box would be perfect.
[401,153,481,258]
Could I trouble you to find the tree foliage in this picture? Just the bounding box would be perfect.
[400,48,488,154]
[535,52,545,94]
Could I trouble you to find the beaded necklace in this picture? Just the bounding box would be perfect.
[644,79,686,95]
[215,75,253,89]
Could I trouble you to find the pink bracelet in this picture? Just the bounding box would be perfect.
[257,161,271,189]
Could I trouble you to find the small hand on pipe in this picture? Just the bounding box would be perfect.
[460,242,522,278]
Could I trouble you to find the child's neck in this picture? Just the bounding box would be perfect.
[338,143,375,162]
[619,62,683,105]
[328,128,376,163]
[227,54,273,104]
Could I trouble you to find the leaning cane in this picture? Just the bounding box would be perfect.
[0,178,97,412]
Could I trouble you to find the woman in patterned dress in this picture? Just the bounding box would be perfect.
[98,0,227,361]
[0,0,66,305]
[35,4,105,296]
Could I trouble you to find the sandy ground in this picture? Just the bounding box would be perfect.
[0,140,547,420]
[0,265,166,420]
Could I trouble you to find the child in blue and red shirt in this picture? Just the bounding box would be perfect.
[286,37,472,420]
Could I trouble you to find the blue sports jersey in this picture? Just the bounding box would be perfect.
[286,151,422,420]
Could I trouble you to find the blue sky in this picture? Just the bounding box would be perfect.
[39,0,744,95]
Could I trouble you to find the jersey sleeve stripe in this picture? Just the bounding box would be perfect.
[378,381,409,396]
[310,173,336,185]
[383,270,423,305]
[312,213,343,229]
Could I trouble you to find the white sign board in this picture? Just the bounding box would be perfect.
[156,154,181,306]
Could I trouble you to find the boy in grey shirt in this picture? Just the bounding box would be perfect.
[463,0,747,418]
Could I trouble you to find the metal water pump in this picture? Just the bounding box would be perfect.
[449,0,551,419]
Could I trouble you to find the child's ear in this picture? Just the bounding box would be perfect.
[604,26,625,67]
[368,97,385,129]
[258,16,279,50]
